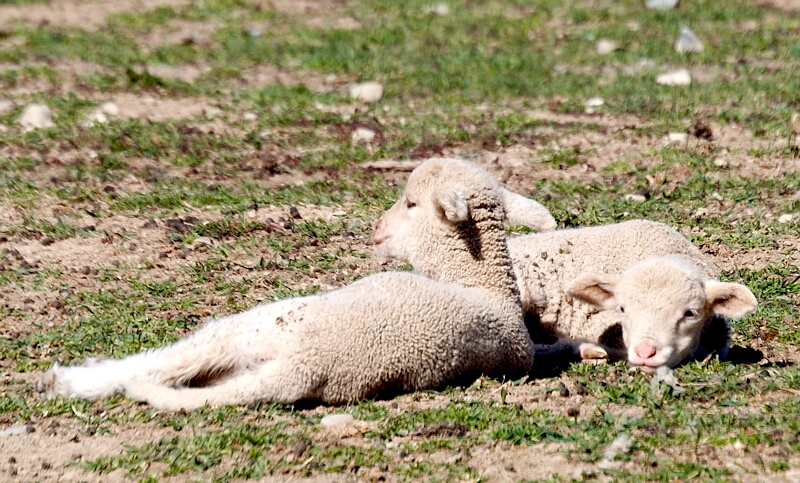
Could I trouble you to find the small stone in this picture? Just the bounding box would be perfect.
[71,453,82,461]
[713,157,729,168]
[79,266,91,275]
[320,413,354,427]
[100,101,119,117]
[41,237,55,246]
[350,81,384,103]
[712,192,723,201]
[646,0,678,10]
[596,39,619,55]
[84,110,108,126]
[675,26,704,53]
[695,207,709,217]
[779,214,794,224]
[8,457,16,463]
[351,127,376,142]
[567,407,580,417]
[42,461,51,469]
[190,237,214,250]
[625,194,647,203]
[0,99,13,115]
[289,206,302,219]
[668,132,689,146]
[585,97,604,107]
[142,219,158,229]
[242,112,258,121]
[18,103,55,131]
[504,463,515,472]
[556,382,570,397]
[657,69,691,86]
[427,2,449,15]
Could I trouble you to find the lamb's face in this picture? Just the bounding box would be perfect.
[568,255,757,370]
[613,263,710,370]
[371,158,487,266]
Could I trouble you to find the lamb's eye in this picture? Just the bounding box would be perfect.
[619,306,625,313]
[406,199,417,209]
[684,309,698,318]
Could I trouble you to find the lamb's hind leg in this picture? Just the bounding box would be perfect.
[36,320,240,401]
[122,360,313,411]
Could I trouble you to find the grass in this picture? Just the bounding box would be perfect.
[1,0,800,481]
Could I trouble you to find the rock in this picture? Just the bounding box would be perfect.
[779,214,794,224]
[625,194,647,203]
[242,112,258,121]
[351,127,376,142]
[190,236,214,250]
[712,192,723,201]
[100,101,119,117]
[695,207,709,217]
[350,81,384,102]
[320,413,354,427]
[0,426,28,437]
[596,38,619,55]
[675,26,704,53]
[586,97,605,107]
[84,110,108,126]
[427,3,449,15]
[657,69,691,86]
[18,103,55,131]
[645,0,678,10]
[0,99,13,115]
[668,132,689,146]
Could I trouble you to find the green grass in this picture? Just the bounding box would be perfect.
[2,0,800,481]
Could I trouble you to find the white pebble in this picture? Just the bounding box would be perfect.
[18,103,55,131]
[712,192,723,201]
[695,207,709,217]
[83,110,108,126]
[0,425,28,437]
[320,413,354,427]
[646,0,678,10]
[351,127,376,142]
[100,101,120,117]
[668,132,689,145]
[428,3,449,15]
[675,26,704,53]
[350,81,384,103]
[596,39,619,55]
[625,194,647,203]
[713,157,729,168]
[585,97,605,107]
[779,214,794,224]
[657,69,691,86]
[242,112,258,121]
[0,99,13,115]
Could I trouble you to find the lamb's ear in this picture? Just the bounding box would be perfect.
[432,187,469,223]
[705,281,758,318]
[567,273,622,310]
[500,187,557,231]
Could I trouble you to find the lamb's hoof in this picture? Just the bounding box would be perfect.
[579,343,609,361]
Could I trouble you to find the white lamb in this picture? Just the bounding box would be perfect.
[502,220,758,369]
[36,157,537,410]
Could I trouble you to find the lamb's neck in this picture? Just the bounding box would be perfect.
[415,215,520,299]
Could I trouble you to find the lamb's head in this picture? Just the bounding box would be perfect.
[372,158,501,266]
[567,255,757,370]
[373,157,544,288]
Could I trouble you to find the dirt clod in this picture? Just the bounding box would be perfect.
[41,237,55,246]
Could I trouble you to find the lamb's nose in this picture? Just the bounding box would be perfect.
[634,342,657,360]
[371,218,386,244]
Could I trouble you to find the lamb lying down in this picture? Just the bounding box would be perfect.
[36,157,537,410]
[567,255,757,369]
[503,220,758,370]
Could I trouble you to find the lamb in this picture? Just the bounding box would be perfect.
[504,220,758,369]
[36,157,537,410]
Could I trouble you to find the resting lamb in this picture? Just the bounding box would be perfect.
[505,219,757,369]
[36,157,536,409]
